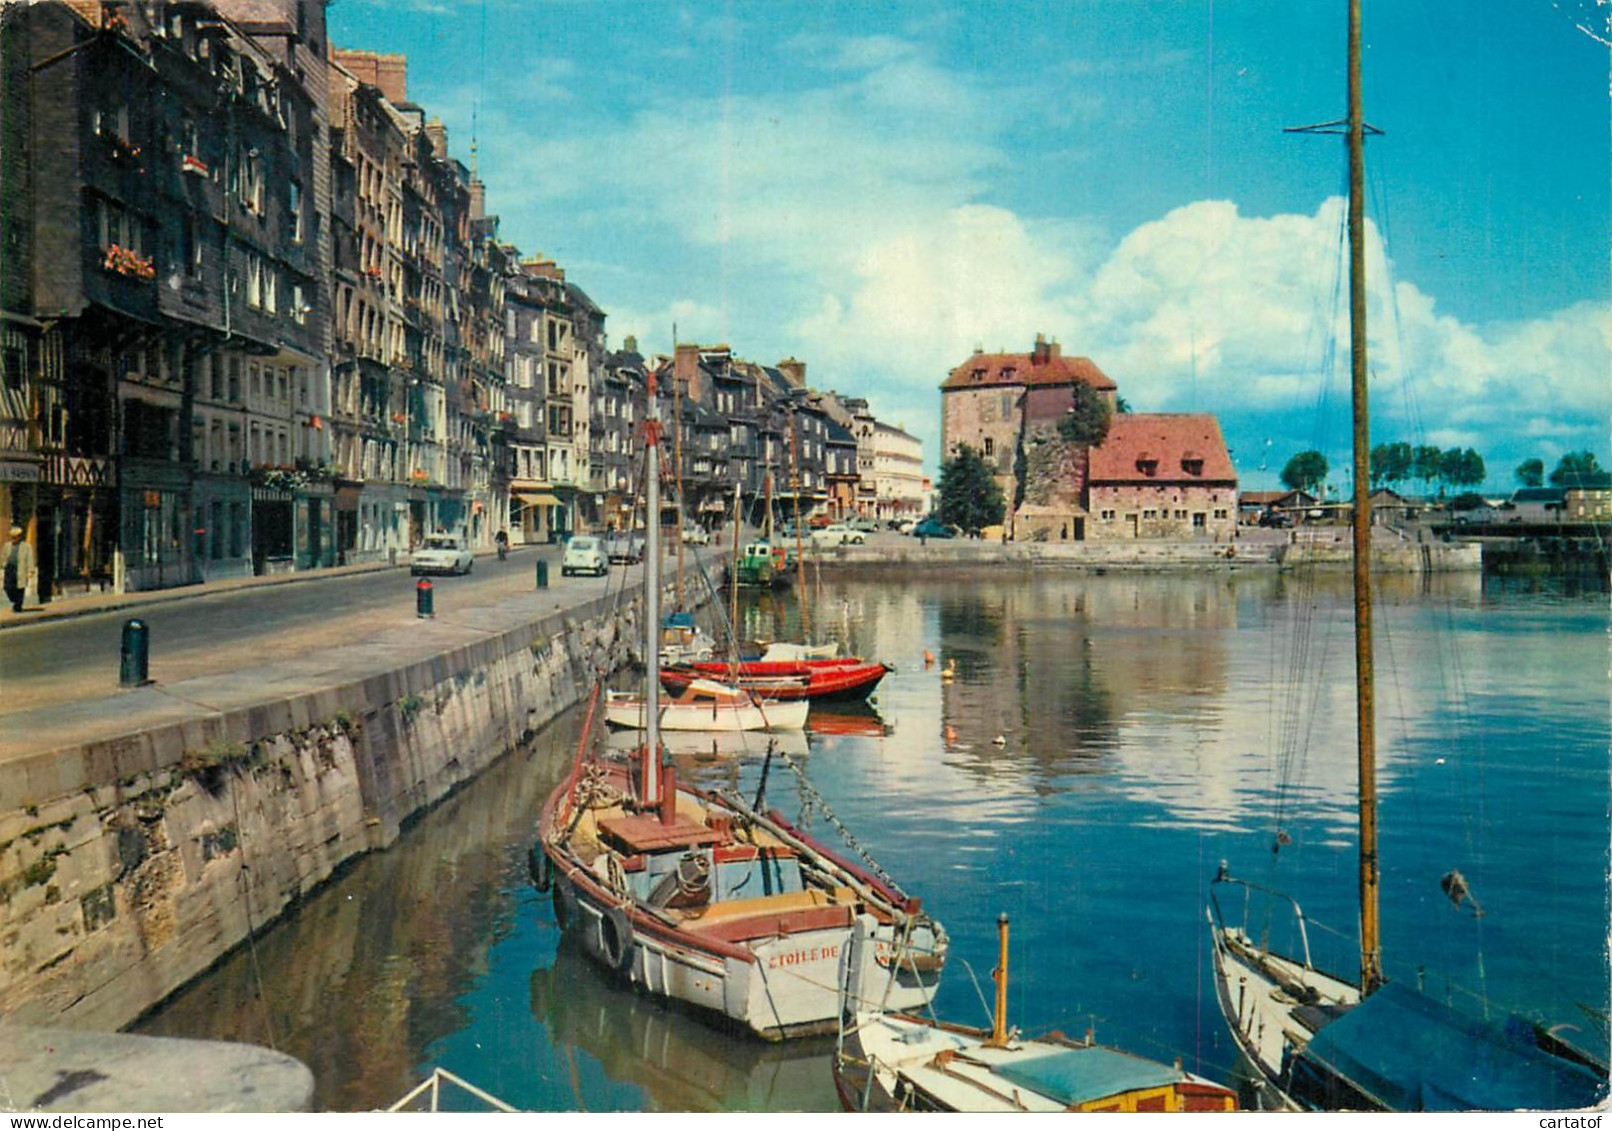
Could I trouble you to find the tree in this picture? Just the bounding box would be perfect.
[1515,458,1544,488]
[936,445,1006,536]
[1411,444,1444,489]
[1280,450,1329,494]
[1371,441,1413,487]
[1056,383,1112,447]
[1549,450,1604,487]
[1439,447,1485,490]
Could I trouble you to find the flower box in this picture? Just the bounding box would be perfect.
[102,244,155,281]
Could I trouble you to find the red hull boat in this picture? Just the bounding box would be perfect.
[660,658,891,703]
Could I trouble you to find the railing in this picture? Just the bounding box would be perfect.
[386,1067,515,1113]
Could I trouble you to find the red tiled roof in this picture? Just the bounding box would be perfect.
[942,352,1116,392]
[1088,414,1236,484]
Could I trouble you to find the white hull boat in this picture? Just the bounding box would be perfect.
[604,679,808,732]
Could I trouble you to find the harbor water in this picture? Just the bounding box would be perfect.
[134,570,1610,1111]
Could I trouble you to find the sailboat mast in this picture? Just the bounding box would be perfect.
[673,357,685,608]
[789,408,810,638]
[644,368,663,796]
[1347,0,1383,995]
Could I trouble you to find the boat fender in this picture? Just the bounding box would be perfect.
[527,843,551,893]
[551,884,569,931]
[600,904,634,971]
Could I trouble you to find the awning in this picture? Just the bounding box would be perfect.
[515,492,562,507]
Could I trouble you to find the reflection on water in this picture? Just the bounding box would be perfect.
[135,570,1608,1110]
[529,940,834,1112]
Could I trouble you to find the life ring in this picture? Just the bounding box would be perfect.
[599,904,634,972]
[527,843,551,893]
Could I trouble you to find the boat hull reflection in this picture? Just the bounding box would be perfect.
[530,937,837,1111]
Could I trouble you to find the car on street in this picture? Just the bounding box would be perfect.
[848,516,880,533]
[811,523,865,547]
[680,526,711,546]
[912,517,957,540]
[604,530,644,563]
[562,535,608,577]
[411,534,474,576]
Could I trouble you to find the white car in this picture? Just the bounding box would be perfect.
[411,534,473,576]
[681,527,711,546]
[562,535,608,577]
[811,523,865,547]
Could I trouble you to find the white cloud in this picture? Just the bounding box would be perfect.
[443,31,1607,478]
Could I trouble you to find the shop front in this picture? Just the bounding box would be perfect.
[120,459,195,592]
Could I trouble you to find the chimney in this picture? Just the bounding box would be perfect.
[674,343,703,403]
[1031,333,1050,366]
[424,118,449,160]
[332,50,408,105]
[1050,336,1062,360]
[777,358,806,389]
[375,53,408,103]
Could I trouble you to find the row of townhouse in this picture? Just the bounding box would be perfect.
[0,0,924,599]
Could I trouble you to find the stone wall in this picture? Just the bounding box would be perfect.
[0,593,645,1031]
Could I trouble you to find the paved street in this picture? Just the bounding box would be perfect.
[0,546,609,717]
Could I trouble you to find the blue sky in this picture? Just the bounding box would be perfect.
[328,1,1610,490]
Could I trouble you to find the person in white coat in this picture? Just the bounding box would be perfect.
[3,523,35,613]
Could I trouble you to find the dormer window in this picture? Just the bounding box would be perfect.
[1182,458,1204,476]
[971,368,986,382]
[1136,454,1158,477]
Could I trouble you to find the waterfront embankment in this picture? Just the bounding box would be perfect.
[819,529,1482,572]
[0,572,657,1032]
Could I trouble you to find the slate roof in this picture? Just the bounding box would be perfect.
[1088,414,1236,484]
[943,352,1117,392]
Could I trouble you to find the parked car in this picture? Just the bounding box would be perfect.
[849,516,880,533]
[896,519,917,534]
[912,517,957,540]
[604,530,644,563]
[562,535,608,577]
[680,526,711,546]
[811,523,865,547]
[808,514,833,529]
[602,534,644,563]
[411,534,474,576]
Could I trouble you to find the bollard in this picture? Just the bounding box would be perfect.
[416,578,434,618]
[536,558,549,589]
[120,618,149,687]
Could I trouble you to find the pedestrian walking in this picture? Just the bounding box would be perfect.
[495,528,509,561]
[4,523,35,613]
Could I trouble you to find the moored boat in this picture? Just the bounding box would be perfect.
[1204,0,1608,1112]
[661,658,891,703]
[534,363,947,1041]
[605,678,809,732]
[834,915,1237,1112]
[534,752,946,1041]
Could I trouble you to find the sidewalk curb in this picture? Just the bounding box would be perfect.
[0,559,403,632]
[0,545,560,633]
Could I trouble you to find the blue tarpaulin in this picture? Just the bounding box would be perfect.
[995,1046,1182,1107]
[1299,981,1606,1111]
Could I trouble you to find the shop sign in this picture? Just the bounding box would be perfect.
[0,460,40,482]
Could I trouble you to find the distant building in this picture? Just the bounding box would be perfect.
[942,334,1117,498]
[1085,415,1238,541]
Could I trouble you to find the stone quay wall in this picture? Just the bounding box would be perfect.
[821,535,1481,572]
[0,590,656,1032]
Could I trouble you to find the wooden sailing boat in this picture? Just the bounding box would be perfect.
[834,915,1237,1112]
[1205,1,1606,1112]
[533,367,948,1040]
